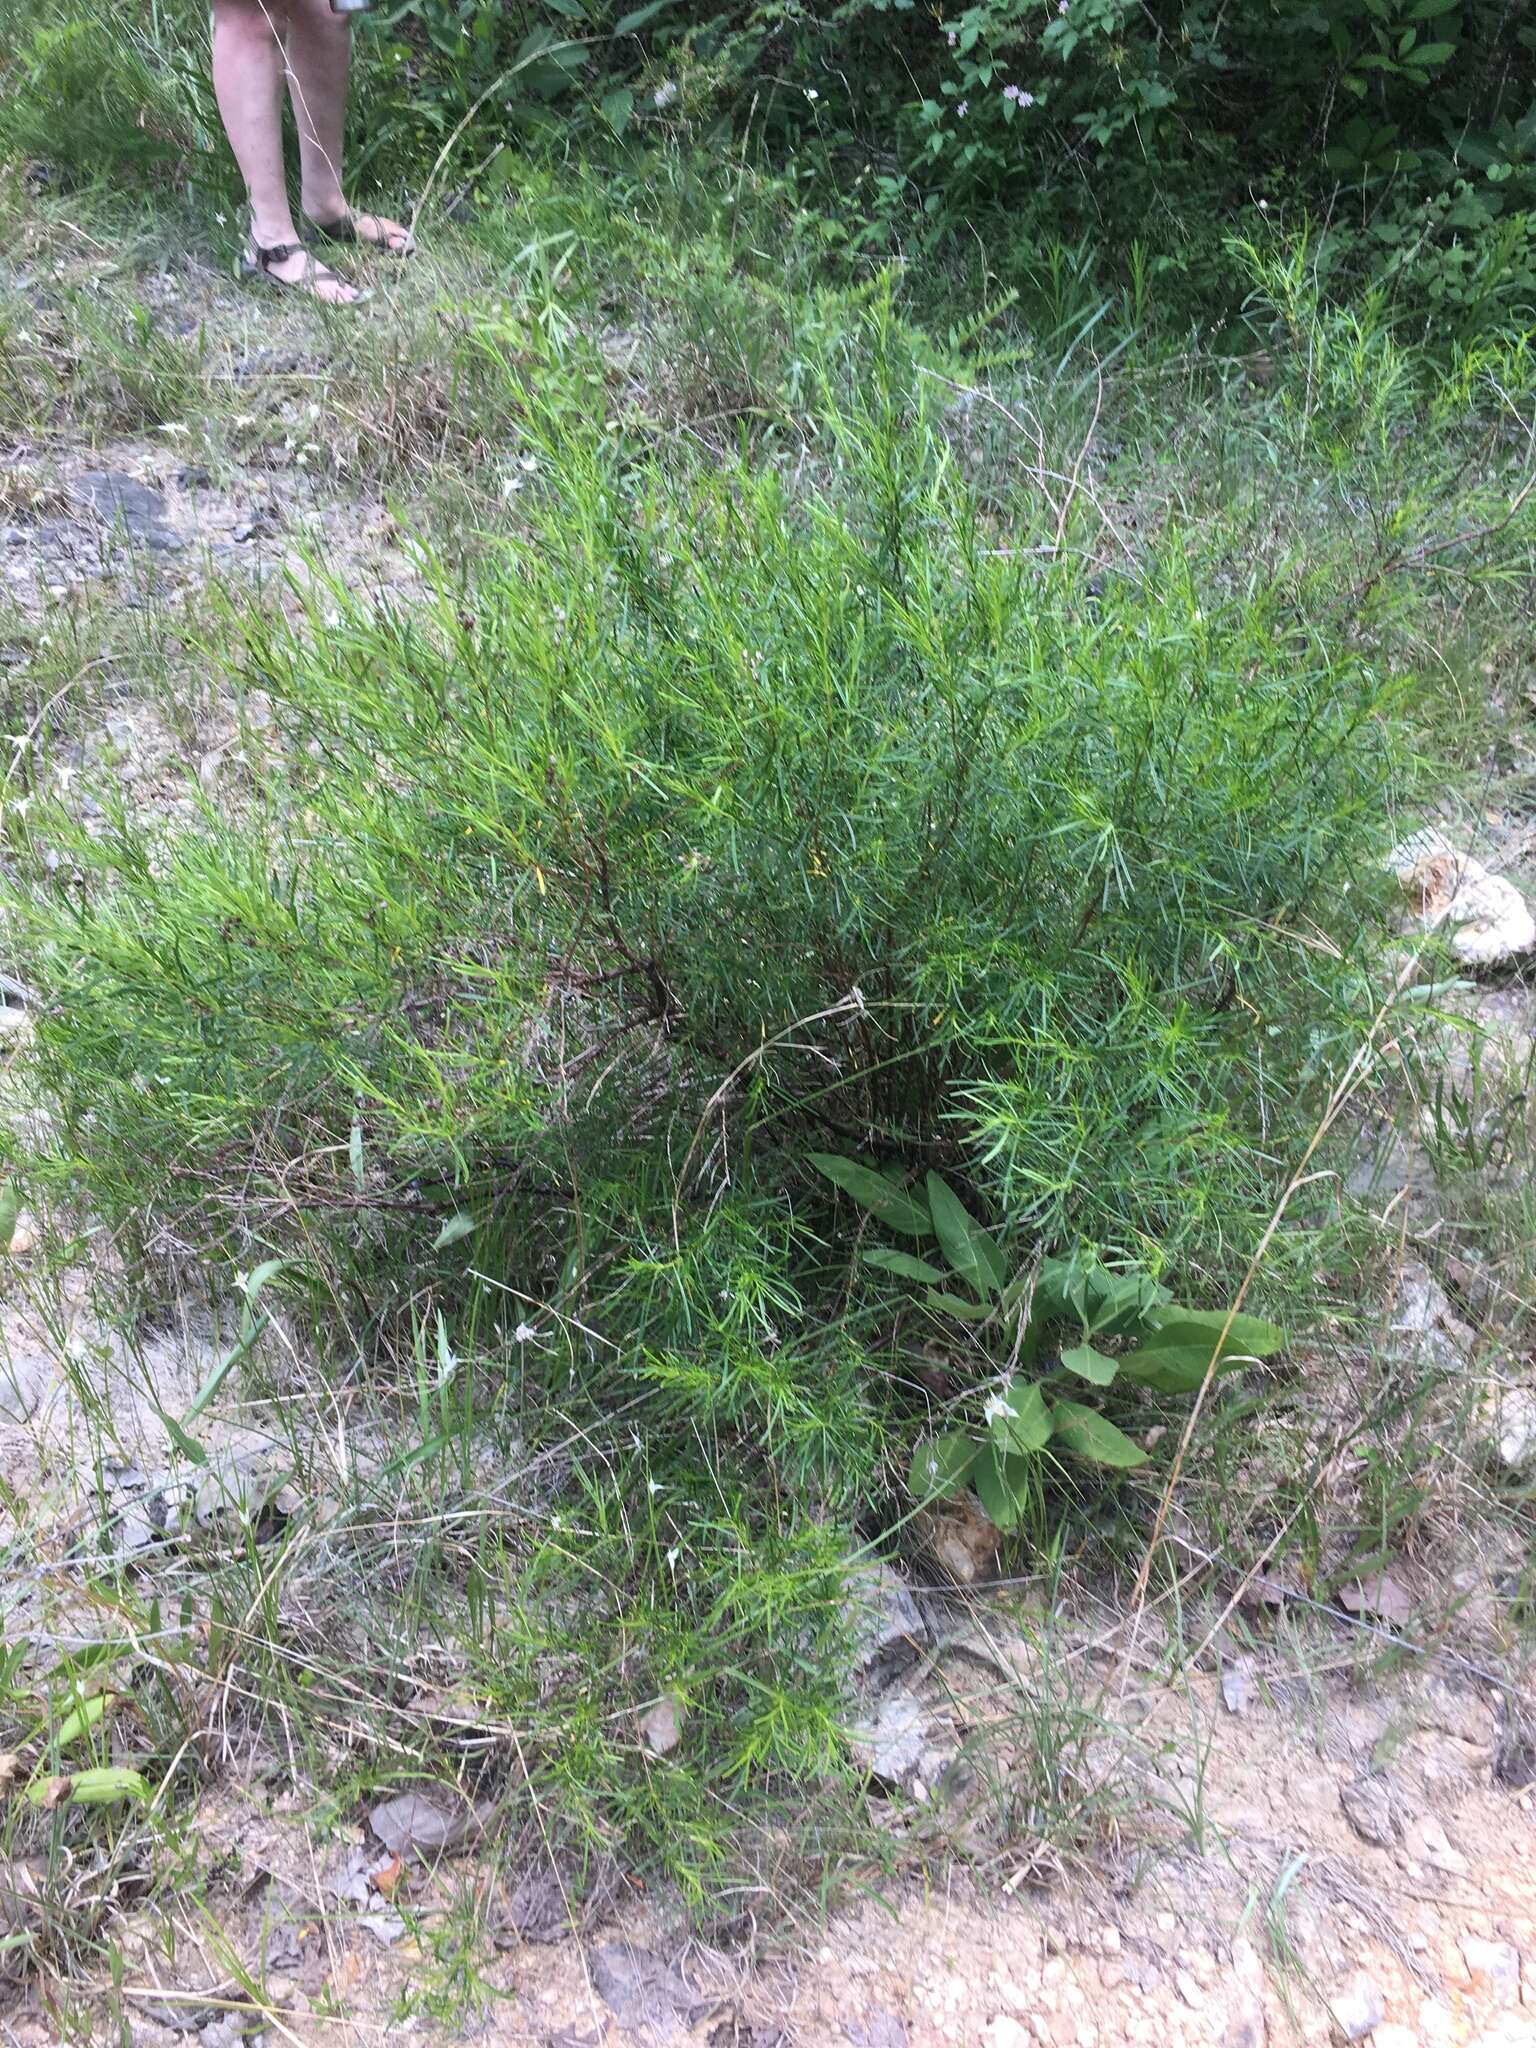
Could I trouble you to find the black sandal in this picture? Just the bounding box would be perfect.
[306,208,415,257]
[239,238,371,305]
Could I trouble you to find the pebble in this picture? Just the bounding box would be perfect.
[985,2019,1030,2048]
[1330,1973,1385,2043]
[1460,1935,1520,2002]
[1222,2010,1266,2048]
[1340,1774,1398,1848]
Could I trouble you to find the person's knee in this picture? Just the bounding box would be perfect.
[212,0,292,33]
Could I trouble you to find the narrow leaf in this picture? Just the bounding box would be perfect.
[434,1213,478,1250]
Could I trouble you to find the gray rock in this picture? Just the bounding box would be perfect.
[1339,1774,1398,1848]
[1328,1972,1384,2042]
[843,1560,926,1682]
[848,1685,932,1783]
[69,470,181,552]
[1484,1385,1536,1472]
[1388,1260,1475,1374]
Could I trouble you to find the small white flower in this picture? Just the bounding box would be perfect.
[514,1321,538,1344]
[648,1479,662,1496]
[805,87,819,101]
[666,1545,680,1568]
[984,1393,1013,1423]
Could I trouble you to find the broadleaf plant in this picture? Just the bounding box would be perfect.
[811,1156,1285,1536]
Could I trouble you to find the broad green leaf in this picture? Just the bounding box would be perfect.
[861,1247,944,1284]
[28,1766,148,1808]
[153,1405,208,1468]
[1049,1399,1148,1468]
[600,85,635,136]
[972,1443,1023,1530]
[1035,1253,1089,1325]
[1143,1308,1285,1361]
[923,1288,988,1323]
[908,1430,979,1501]
[986,1381,1050,1454]
[925,1173,1007,1298]
[809,1155,934,1239]
[1082,1266,1171,1337]
[433,1213,478,1250]
[1059,1343,1119,1386]
[612,0,675,32]
[51,1692,116,1752]
[1114,1344,1211,1393]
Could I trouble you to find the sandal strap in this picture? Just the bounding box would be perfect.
[254,241,304,270]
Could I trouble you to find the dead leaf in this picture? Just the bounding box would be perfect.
[638,1693,684,1756]
[0,1753,22,1790]
[370,1787,485,1861]
[359,1907,407,1948]
[37,1775,72,1810]
[1338,1571,1415,1626]
[368,1852,405,1899]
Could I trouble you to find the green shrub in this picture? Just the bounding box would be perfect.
[10,307,1398,1344]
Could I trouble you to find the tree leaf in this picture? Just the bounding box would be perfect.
[925,1173,1006,1297]
[986,1381,1051,1454]
[1059,1342,1119,1386]
[861,1246,944,1283]
[809,1155,934,1238]
[908,1430,979,1501]
[1048,1399,1148,1468]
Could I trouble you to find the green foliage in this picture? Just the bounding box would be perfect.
[0,2,201,182]
[7,305,1401,1345]
[811,1158,1283,1532]
[3,0,1532,337]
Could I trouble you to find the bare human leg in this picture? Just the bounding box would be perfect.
[286,0,413,253]
[210,0,362,302]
